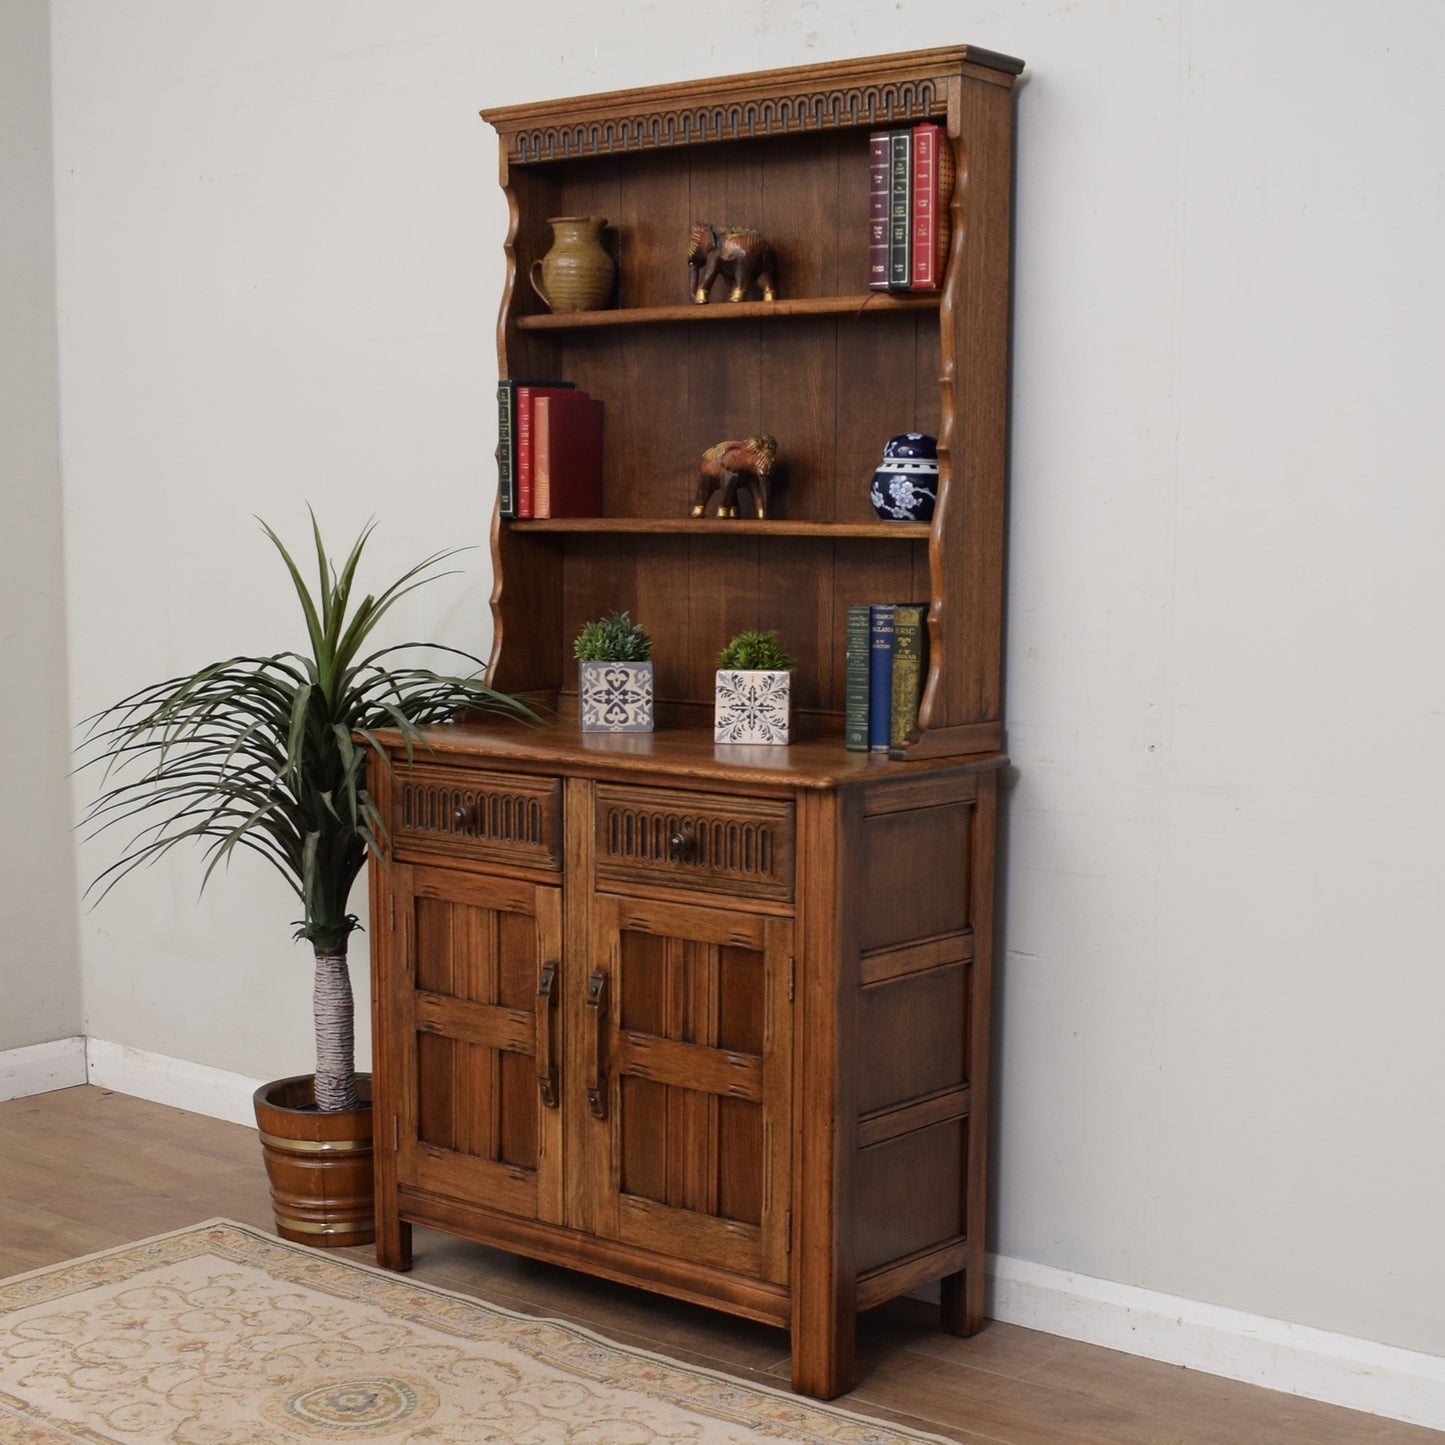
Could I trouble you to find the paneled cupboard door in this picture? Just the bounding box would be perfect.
[388,865,564,1228]
[587,893,794,1285]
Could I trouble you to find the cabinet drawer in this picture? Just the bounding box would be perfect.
[595,785,794,903]
[390,764,561,872]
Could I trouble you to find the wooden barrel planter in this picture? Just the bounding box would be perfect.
[253,1073,374,1248]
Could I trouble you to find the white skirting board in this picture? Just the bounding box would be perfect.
[2,1038,1441,1429]
[0,1036,88,1101]
[988,1254,1445,1432]
[82,1037,264,1130]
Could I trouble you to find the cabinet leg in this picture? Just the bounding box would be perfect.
[789,1301,856,1400]
[376,1216,412,1273]
[940,1266,984,1336]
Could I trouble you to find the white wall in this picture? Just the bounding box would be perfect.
[1001,3,1445,1362]
[46,0,1445,1368]
[0,0,82,1052]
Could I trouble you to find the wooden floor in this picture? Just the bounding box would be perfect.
[0,1087,1435,1444]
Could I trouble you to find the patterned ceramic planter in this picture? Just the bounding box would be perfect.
[714,669,792,744]
[580,661,654,732]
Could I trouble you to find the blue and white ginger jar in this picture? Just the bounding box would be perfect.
[869,433,939,522]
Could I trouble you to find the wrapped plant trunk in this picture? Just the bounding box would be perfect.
[312,950,358,1113]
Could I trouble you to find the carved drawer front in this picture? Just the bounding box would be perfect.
[391,765,561,872]
[595,785,794,903]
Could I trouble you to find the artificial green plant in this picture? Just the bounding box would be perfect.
[716,628,796,672]
[77,513,532,1113]
[573,610,653,662]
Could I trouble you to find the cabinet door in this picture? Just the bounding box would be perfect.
[587,893,793,1285]
[388,865,564,1226]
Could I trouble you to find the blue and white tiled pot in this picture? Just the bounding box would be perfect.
[869,432,939,522]
[579,661,654,732]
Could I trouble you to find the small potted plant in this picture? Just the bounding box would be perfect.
[574,610,654,732]
[714,628,796,744]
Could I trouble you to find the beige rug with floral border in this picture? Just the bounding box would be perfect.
[0,1219,952,1444]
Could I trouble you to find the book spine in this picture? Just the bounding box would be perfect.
[890,603,928,746]
[934,131,956,289]
[844,604,872,751]
[515,387,536,519]
[496,380,516,518]
[868,130,892,292]
[532,395,551,519]
[868,604,895,751]
[910,122,940,290]
[887,129,912,290]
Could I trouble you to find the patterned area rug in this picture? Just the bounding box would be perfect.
[0,1219,951,1443]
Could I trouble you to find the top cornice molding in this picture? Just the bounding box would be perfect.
[480,45,1024,165]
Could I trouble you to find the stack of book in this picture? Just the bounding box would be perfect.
[868,121,955,292]
[496,379,604,519]
[845,602,929,752]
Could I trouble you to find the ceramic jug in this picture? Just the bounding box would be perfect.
[530,216,615,313]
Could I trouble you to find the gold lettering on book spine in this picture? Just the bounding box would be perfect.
[510,81,941,163]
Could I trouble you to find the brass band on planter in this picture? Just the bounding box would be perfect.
[257,1131,373,1154]
[274,1213,375,1236]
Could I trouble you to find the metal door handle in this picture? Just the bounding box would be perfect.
[536,960,559,1108]
[584,968,608,1120]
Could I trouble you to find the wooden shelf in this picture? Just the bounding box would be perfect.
[509,517,929,539]
[516,292,940,331]
[382,717,1007,789]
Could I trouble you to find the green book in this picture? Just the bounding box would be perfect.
[887,128,912,289]
[890,602,929,747]
[496,380,518,518]
[844,605,872,751]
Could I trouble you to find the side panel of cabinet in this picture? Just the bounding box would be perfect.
[379,863,564,1235]
[588,891,793,1286]
[845,769,994,1323]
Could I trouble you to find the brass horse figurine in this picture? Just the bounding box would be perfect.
[692,436,778,519]
[688,223,779,304]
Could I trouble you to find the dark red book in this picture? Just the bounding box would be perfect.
[533,392,603,519]
[515,384,575,518]
[910,122,954,290]
[867,130,892,291]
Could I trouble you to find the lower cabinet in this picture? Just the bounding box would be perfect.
[380,866,564,1230]
[369,740,999,1399]
[590,892,793,1287]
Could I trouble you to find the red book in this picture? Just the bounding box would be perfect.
[867,130,892,291]
[910,122,954,291]
[533,393,603,519]
[515,384,575,518]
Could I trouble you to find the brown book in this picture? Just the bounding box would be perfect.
[890,602,929,745]
[533,392,603,519]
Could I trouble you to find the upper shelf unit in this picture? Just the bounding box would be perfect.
[479,47,1022,758]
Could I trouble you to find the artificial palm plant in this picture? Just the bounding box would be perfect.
[77,513,532,1113]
